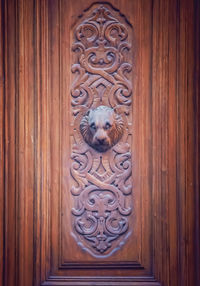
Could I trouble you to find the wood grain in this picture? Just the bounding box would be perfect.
[0,0,5,285]
[17,1,35,285]
[3,0,17,285]
[0,0,199,285]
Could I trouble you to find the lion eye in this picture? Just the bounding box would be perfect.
[90,123,96,130]
[104,122,111,130]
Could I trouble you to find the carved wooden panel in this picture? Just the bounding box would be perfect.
[70,3,133,257]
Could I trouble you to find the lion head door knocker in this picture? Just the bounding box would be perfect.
[70,4,133,257]
[80,106,124,152]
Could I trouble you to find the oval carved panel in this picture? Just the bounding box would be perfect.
[70,3,133,257]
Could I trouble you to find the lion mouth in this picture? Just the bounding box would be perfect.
[93,141,110,152]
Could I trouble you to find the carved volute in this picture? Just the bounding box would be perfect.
[70,3,133,257]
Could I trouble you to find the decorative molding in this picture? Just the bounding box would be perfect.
[70,3,133,257]
[59,261,144,269]
[41,276,161,286]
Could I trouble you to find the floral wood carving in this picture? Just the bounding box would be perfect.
[70,3,133,257]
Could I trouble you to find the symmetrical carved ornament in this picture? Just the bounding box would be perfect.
[70,3,133,257]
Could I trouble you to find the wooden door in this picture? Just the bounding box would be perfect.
[0,0,199,285]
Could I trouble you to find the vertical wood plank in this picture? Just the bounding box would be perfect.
[180,1,196,285]
[0,0,5,285]
[168,0,178,285]
[185,1,195,283]
[136,0,153,272]
[34,0,50,283]
[17,0,35,285]
[3,0,17,285]
[40,0,51,282]
[152,0,179,285]
[152,0,168,283]
[177,0,186,284]
[194,0,200,284]
[34,0,42,284]
[60,0,71,267]
[48,0,60,275]
[177,1,197,285]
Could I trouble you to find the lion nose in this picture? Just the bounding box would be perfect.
[97,138,105,145]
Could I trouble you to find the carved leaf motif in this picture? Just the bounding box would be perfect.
[70,4,133,257]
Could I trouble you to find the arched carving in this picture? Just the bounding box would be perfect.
[70,3,133,257]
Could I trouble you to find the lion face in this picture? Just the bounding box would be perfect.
[80,106,124,152]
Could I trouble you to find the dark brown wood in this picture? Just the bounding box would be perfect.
[0,0,5,285]
[17,1,35,285]
[0,0,199,285]
[2,1,17,285]
[194,1,200,284]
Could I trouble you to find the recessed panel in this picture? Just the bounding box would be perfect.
[60,2,142,267]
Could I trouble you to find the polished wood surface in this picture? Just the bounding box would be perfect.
[0,0,199,285]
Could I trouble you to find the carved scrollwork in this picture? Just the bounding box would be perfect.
[72,186,131,253]
[70,4,133,257]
